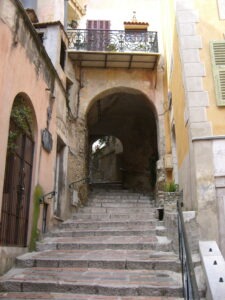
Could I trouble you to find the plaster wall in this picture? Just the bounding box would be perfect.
[37,0,64,24]
[79,68,161,117]
[170,27,189,167]
[195,0,225,136]
[178,152,194,210]
[172,0,219,244]
[43,26,61,68]
[0,8,56,208]
[41,24,68,88]
[213,139,225,256]
[192,140,218,242]
[0,0,61,274]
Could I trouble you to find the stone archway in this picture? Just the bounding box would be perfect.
[86,89,158,192]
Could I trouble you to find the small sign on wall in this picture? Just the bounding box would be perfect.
[42,128,53,153]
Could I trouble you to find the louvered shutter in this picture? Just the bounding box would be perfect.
[210,41,225,106]
[86,20,94,29]
[86,20,110,30]
[86,20,110,51]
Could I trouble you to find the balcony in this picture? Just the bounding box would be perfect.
[67,29,159,69]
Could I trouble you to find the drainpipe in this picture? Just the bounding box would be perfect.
[75,66,83,119]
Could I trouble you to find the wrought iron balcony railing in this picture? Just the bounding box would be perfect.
[67,29,158,53]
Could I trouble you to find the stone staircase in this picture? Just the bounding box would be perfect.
[0,188,184,299]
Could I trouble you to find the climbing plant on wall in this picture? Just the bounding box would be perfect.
[7,96,33,153]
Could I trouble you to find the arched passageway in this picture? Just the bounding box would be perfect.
[87,90,158,192]
[90,136,123,183]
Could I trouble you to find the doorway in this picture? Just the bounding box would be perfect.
[0,96,35,246]
[54,136,65,217]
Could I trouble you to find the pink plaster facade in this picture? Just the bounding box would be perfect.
[0,0,65,274]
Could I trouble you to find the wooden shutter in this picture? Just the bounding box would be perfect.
[86,20,110,30]
[86,20,93,29]
[210,41,225,106]
[86,20,110,51]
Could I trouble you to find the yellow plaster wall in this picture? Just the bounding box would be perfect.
[170,31,189,167]
[162,0,176,84]
[162,0,189,167]
[161,0,176,157]
[196,0,225,135]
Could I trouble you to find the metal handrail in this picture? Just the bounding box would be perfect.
[177,194,200,300]
[69,177,90,189]
[39,191,56,204]
[67,29,158,53]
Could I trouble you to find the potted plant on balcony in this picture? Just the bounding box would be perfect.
[106,44,118,52]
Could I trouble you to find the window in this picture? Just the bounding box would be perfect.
[210,41,225,106]
[37,32,44,44]
[60,40,66,70]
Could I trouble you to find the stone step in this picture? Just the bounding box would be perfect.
[36,236,172,252]
[72,213,155,221]
[0,292,185,299]
[16,249,181,272]
[90,196,151,201]
[91,191,135,196]
[0,267,183,297]
[90,183,124,190]
[60,220,157,229]
[156,226,167,236]
[91,192,141,196]
[48,227,157,237]
[90,193,152,201]
[0,187,182,299]
[79,207,155,214]
[88,202,154,208]
[90,197,152,203]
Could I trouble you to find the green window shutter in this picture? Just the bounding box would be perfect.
[210,41,225,106]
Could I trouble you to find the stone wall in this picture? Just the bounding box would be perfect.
[159,191,200,254]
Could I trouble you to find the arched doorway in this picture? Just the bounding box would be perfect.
[87,90,158,192]
[0,94,36,247]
